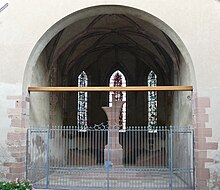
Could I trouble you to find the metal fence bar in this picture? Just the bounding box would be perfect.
[169,126,173,190]
[46,129,50,189]
[107,127,110,190]
[26,130,29,180]
[192,129,195,190]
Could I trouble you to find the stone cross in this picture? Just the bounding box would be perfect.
[102,94,125,167]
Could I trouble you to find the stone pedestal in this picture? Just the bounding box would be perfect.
[102,96,125,167]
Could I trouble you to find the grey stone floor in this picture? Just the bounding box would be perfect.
[34,169,193,190]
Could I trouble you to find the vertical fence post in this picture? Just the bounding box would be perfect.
[107,127,110,190]
[46,129,50,189]
[169,126,173,190]
[26,129,29,180]
[192,129,195,190]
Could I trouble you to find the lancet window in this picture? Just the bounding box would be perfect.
[109,70,126,129]
[148,71,157,127]
[77,71,88,129]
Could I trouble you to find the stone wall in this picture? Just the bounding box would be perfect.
[193,96,218,189]
[0,96,28,180]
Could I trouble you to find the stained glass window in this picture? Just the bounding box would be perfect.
[109,70,126,129]
[77,71,88,129]
[148,71,157,130]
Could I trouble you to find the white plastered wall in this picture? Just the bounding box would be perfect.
[0,0,220,186]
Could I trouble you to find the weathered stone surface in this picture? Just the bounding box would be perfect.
[0,144,15,181]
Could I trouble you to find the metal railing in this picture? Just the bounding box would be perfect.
[26,125,195,189]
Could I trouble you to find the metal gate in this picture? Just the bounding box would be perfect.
[26,125,195,189]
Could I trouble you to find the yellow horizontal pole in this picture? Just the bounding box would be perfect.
[28,86,193,92]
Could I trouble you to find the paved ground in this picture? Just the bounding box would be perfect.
[33,168,193,189]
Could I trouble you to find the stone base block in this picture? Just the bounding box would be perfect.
[104,146,123,167]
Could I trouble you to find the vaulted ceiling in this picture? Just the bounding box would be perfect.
[45,14,180,85]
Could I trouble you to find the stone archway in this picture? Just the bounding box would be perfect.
[23,5,196,90]
[23,5,196,128]
[23,5,200,189]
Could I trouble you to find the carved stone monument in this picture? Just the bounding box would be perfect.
[102,95,125,167]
